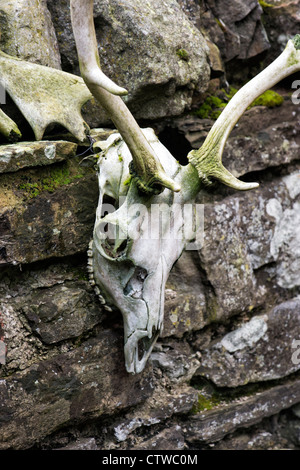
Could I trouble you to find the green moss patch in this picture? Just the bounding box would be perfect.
[193,87,237,120]
[191,393,221,413]
[249,89,284,108]
[16,158,90,200]
[258,0,274,9]
[193,86,283,120]
[176,48,189,61]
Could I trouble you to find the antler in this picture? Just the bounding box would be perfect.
[70,0,300,195]
[70,0,180,195]
[188,35,300,191]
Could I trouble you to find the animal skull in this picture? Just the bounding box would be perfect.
[0,2,298,374]
[88,128,202,373]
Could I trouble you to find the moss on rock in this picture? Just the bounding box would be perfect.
[17,159,88,200]
[193,87,283,120]
[249,89,284,108]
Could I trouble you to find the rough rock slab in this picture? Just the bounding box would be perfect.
[131,425,185,450]
[0,260,105,375]
[186,378,300,444]
[47,0,210,124]
[113,384,197,443]
[195,298,300,387]
[20,282,102,345]
[0,329,153,450]
[196,167,300,321]
[0,141,77,174]
[201,0,270,63]
[0,159,98,266]
[261,0,300,64]
[0,0,61,68]
[55,438,98,451]
[163,251,207,338]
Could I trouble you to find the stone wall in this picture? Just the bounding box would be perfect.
[0,0,300,450]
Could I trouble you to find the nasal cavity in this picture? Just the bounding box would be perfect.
[124,266,148,299]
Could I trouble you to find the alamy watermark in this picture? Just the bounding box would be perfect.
[291,80,300,105]
[291,339,300,365]
[98,199,205,250]
[0,340,5,365]
[0,84,6,105]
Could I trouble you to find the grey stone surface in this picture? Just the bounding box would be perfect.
[0,0,61,68]
[0,0,299,451]
[186,378,300,444]
[195,299,300,387]
[200,0,270,62]
[0,141,77,174]
[0,157,98,266]
[0,329,153,450]
[47,0,210,124]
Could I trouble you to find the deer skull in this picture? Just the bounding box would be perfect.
[70,0,300,373]
[88,128,202,373]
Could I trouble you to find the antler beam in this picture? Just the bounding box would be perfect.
[188,35,300,191]
[70,0,180,195]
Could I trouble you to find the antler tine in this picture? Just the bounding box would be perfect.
[70,0,180,195]
[188,35,300,191]
[70,0,127,97]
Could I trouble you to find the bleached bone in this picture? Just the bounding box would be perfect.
[70,0,180,195]
[0,51,92,142]
[88,128,202,373]
[70,0,300,373]
[188,36,300,190]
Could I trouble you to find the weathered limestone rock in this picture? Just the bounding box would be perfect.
[200,0,270,63]
[212,413,300,450]
[131,425,185,450]
[21,283,102,345]
[163,251,207,338]
[177,0,225,77]
[186,378,300,444]
[0,156,98,266]
[47,0,210,124]
[196,167,300,320]
[55,438,98,451]
[0,258,107,375]
[0,141,77,173]
[199,196,259,319]
[0,0,61,68]
[259,0,300,64]
[151,341,201,383]
[195,298,300,387]
[0,328,153,450]
[112,383,197,443]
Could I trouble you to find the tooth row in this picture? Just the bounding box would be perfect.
[87,239,113,312]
